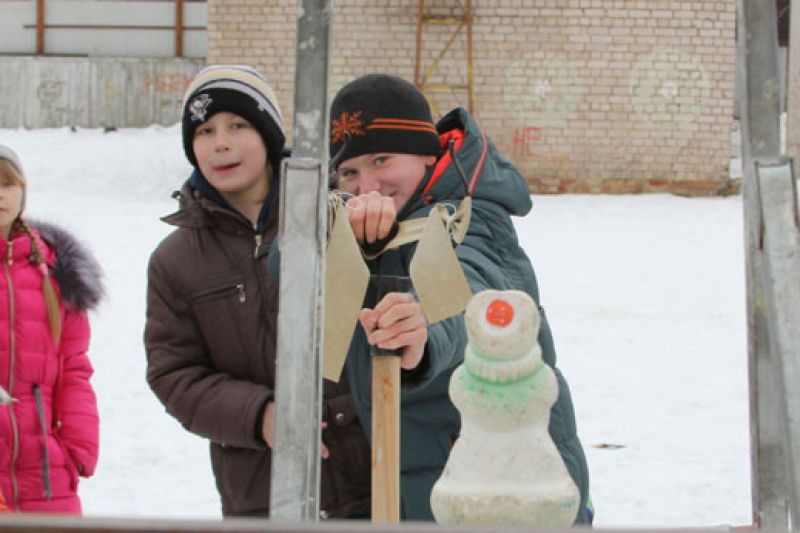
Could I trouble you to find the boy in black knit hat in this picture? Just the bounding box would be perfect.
[329,74,592,523]
[145,65,372,519]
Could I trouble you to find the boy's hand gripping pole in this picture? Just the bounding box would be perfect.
[369,274,411,524]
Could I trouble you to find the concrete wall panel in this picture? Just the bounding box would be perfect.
[0,56,204,128]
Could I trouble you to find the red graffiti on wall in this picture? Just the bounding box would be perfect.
[512,126,542,158]
[140,73,194,95]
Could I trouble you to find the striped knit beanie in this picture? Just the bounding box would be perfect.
[182,65,286,168]
[329,74,441,169]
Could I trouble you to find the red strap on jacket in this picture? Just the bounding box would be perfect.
[421,129,466,197]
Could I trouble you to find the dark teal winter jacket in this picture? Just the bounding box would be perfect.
[344,107,591,522]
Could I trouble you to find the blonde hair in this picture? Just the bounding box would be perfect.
[0,159,24,186]
[0,160,61,343]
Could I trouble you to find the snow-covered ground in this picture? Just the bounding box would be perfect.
[0,126,751,527]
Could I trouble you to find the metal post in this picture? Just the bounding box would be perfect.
[787,0,800,155]
[754,159,800,531]
[738,0,800,528]
[745,157,800,531]
[270,0,331,522]
[175,0,184,58]
[738,0,781,161]
[739,0,782,525]
[36,0,45,55]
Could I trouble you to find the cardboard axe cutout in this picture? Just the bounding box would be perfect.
[323,194,474,382]
[322,191,473,523]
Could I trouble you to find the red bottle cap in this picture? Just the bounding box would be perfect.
[486,299,514,327]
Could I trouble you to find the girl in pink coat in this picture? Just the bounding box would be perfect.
[0,145,102,514]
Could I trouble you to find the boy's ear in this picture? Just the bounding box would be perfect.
[424,155,437,166]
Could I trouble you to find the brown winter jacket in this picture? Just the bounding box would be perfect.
[144,181,370,518]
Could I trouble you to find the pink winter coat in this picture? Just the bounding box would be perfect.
[0,223,103,514]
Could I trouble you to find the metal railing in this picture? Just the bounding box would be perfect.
[0,514,761,533]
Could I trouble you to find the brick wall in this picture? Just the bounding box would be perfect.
[208,0,737,195]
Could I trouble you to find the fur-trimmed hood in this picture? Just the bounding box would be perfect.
[32,221,104,312]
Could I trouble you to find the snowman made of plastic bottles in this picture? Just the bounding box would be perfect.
[430,289,579,526]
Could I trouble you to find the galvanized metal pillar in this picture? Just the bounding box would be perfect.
[270,0,331,522]
[744,155,800,531]
[738,0,781,160]
[738,0,800,528]
[788,0,800,156]
[753,159,800,531]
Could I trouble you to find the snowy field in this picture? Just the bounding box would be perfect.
[0,126,751,528]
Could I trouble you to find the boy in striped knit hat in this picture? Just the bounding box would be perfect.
[145,65,372,518]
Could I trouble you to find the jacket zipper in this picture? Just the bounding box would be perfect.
[252,231,271,317]
[4,258,19,507]
[192,283,246,304]
[254,234,262,258]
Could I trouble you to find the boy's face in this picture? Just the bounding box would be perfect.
[337,152,436,211]
[193,111,269,201]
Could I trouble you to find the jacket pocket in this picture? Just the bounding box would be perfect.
[324,395,369,473]
[210,442,270,516]
[190,279,249,373]
[320,394,371,517]
[49,427,80,495]
[191,280,247,305]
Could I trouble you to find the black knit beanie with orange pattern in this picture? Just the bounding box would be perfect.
[329,74,441,169]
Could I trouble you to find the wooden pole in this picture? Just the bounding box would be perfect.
[36,0,45,55]
[372,356,401,523]
[369,275,407,523]
[175,0,184,58]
